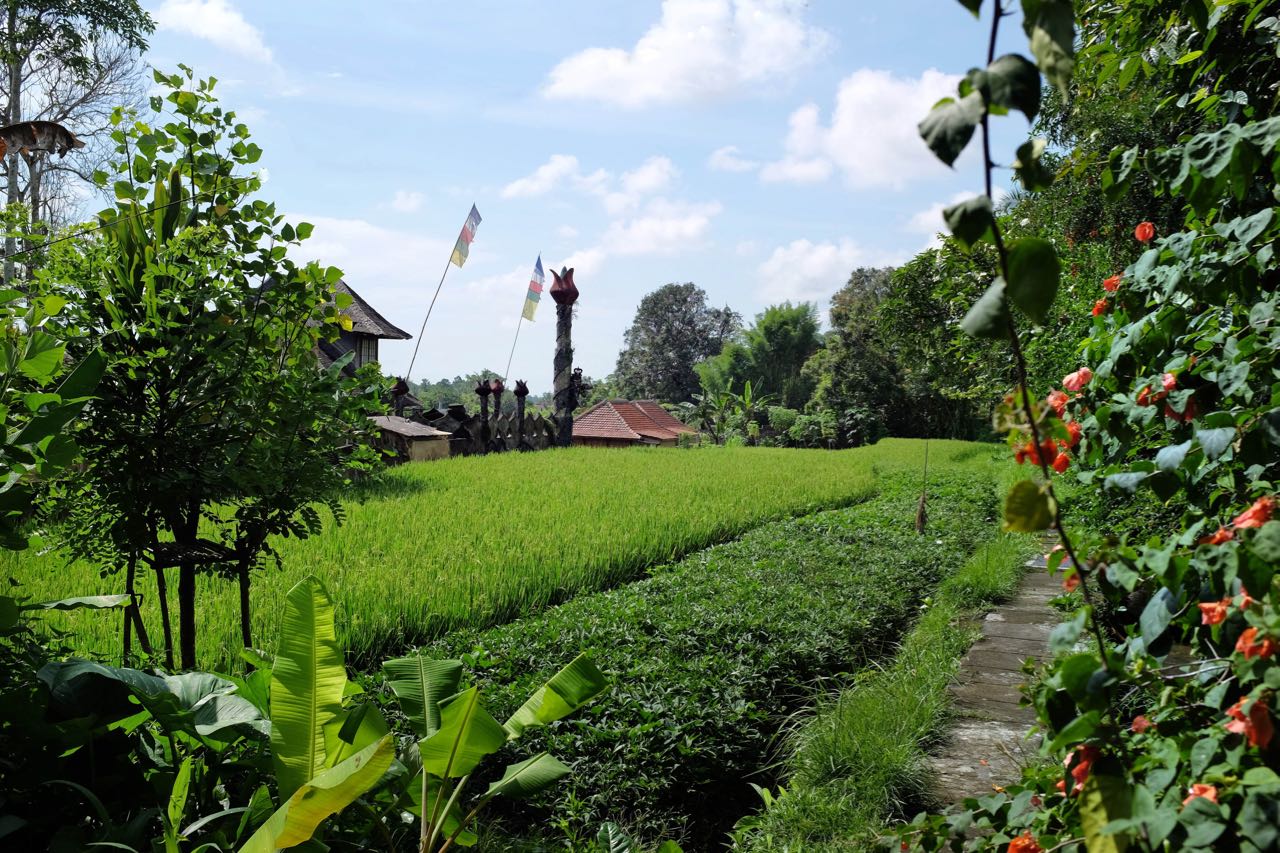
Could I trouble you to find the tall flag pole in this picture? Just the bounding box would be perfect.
[503,253,543,383]
[405,204,482,383]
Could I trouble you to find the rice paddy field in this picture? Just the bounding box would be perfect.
[3,442,963,670]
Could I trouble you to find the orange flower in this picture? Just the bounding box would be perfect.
[1046,389,1069,417]
[1200,527,1234,545]
[1103,274,1122,292]
[1092,298,1109,316]
[1063,367,1094,392]
[1131,715,1153,734]
[1225,697,1275,748]
[1008,832,1043,853]
[1135,221,1156,243]
[1236,627,1277,660]
[1052,453,1071,474]
[1062,571,1079,592]
[1232,496,1274,530]
[1136,385,1153,406]
[1199,598,1230,625]
[1237,589,1256,610]
[1182,784,1218,807]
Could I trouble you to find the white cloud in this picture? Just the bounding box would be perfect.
[604,156,678,215]
[389,190,424,213]
[761,68,960,190]
[543,0,830,108]
[557,225,579,239]
[500,154,582,199]
[757,238,899,303]
[291,216,450,290]
[154,0,273,63]
[708,145,759,173]
[601,199,722,255]
[735,239,758,256]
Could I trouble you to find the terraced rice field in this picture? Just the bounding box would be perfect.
[7,443,913,669]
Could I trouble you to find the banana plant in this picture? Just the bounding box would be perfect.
[383,648,608,852]
[237,576,394,852]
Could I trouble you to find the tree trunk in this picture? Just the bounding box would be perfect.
[178,560,195,669]
[122,554,153,662]
[155,565,174,669]
[237,555,253,651]
[5,6,22,285]
[553,303,574,447]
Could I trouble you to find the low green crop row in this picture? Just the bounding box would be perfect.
[401,442,1008,849]
[733,479,1038,851]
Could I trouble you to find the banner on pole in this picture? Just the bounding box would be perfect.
[449,204,482,267]
[521,254,544,321]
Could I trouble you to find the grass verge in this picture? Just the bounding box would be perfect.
[732,479,1037,851]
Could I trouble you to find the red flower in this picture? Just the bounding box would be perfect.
[1131,715,1153,734]
[1063,420,1082,449]
[1238,589,1256,610]
[1062,571,1079,592]
[1199,598,1230,625]
[1236,627,1278,660]
[1046,389,1069,417]
[1135,221,1156,243]
[1062,744,1099,795]
[1183,784,1218,807]
[1165,397,1198,422]
[1103,274,1122,292]
[1161,372,1177,392]
[1091,298,1109,316]
[1225,697,1275,748]
[1063,367,1093,392]
[1052,453,1071,474]
[1200,527,1234,546]
[1008,832,1043,853]
[1136,385,1153,406]
[1232,496,1274,530]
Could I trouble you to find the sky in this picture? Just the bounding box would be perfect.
[143,0,1023,392]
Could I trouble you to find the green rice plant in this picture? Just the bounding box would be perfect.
[5,443,930,670]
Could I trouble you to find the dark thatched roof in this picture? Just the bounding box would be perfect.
[335,279,411,339]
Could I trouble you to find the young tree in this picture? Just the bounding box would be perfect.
[614,282,739,403]
[43,67,385,669]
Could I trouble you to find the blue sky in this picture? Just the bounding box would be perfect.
[146,0,1022,392]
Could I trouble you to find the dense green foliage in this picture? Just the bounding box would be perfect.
[417,440,1011,848]
[12,445,878,670]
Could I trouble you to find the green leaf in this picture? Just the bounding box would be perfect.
[597,823,636,853]
[18,333,66,384]
[271,576,348,800]
[1105,472,1148,494]
[24,594,130,612]
[1251,521,1280,563]
[296,221,314,240]
[943,195,995,250]
[918,92,985,167]
[382,655,463,739]
[960,278,1010,339]
[1139,588,1177,652]
[238,735,393,853]
[167,756,194,834]
[1014,138,1054,191]
[1021,0,1075,90]
[1196,427,1235,460]
[1239,790,1280,848]
[406,772,478,847]
[1003,479,1054,532]
[483,752,571,798]
[504,653,609,739]
[1005,238,1060,324]
[956,0,982,15]
[1079,774,1133,853]
[420,686,507,778]
[1155,441,1191,471]
[985,54,1041,120]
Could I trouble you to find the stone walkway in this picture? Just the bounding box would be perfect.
[929,554,1060,804]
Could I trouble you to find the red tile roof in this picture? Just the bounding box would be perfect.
[573,399,695,443]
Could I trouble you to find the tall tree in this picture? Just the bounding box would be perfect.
[698,301,822,410]
[0,0,152,278]
[614,282,739,403]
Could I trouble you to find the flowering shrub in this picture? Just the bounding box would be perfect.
[899,1,1280,850]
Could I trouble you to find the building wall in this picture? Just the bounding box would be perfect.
[576,436,638,449]
[408,438,451,462]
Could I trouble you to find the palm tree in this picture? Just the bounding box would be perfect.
[729,380,775,445]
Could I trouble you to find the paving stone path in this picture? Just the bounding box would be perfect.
[929,554,1061,804]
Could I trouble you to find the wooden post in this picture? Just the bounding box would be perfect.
[514,380,530,450]
[550,267,579,447]
[488,378,505,452]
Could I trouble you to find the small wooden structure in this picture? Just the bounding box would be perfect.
[370,415,451,462]
[573,400,698,448]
